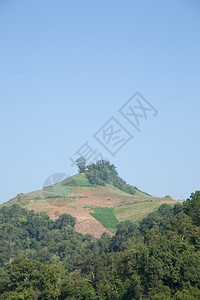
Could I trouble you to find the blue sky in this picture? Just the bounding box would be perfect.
[0,0,200,203]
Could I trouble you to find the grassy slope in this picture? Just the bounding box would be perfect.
[89,207,118,232]
[4,173,178,234]
[115,199,165,223]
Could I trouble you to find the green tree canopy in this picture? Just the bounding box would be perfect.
[76,156,87,173]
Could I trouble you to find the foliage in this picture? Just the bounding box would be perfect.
[89,207,118,232]
[76,156,86,173]
[109,220,139,251]
[0,204,93,274]
[183,190,200,226]
[1,191,200,299]
[55,213,76,228]
[0,256,62,299]
[85,160,136,195]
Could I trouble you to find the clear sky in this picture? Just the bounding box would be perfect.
[0,0,200,204]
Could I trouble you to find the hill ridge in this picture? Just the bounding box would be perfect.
[4,173,178,237]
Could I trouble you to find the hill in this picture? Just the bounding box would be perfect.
[4,161,178,237]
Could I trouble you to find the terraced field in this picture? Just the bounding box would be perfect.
[5,174,180,237]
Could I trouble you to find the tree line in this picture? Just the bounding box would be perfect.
[0,191,200,299]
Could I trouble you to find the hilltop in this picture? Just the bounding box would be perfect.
[5,160,178,237]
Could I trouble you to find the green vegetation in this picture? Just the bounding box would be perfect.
[76,156,86,173]
[1,191,200,299]
[64,173,93,187]
[42,182,72,198]
[85,160,137,195]
[0,205,92,273]
[115,199,164,223]
[89,206,118,232]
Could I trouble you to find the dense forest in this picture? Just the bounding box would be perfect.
[0,191,200,299]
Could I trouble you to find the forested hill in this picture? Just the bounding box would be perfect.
[0,191,200,299]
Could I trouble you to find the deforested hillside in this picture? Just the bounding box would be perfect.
[4,161,177,237]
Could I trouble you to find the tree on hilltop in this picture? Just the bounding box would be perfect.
[76,157,86,173]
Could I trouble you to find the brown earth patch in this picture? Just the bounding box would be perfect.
[82,190,93,197]
[158,200,179,205]
[47,208,113,238]
[16,187,177,238]
[26,198,114,238]
[77,196,122,207]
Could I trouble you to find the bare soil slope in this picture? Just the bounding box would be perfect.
[6,174,180,238]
